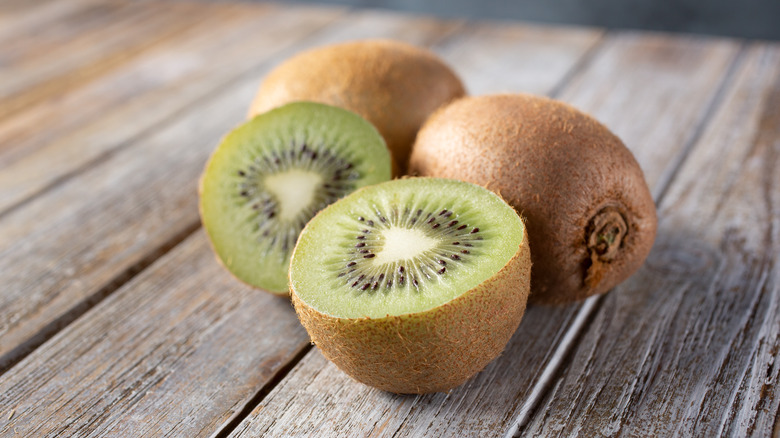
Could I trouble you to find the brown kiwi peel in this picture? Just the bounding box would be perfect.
[409,94,658,304]
[248,39,466,173]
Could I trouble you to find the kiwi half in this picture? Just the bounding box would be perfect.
[290,178,531,394]
[409,94,657,304]
[248,39,466,173]
[199,102,391,294]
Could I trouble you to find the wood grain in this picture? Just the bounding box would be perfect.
[0,0,101,43]
[520,42,780,438]
[0,232,311,437]
[227,30,741,438]
[0,1,280,209]
[2,0,133,64]
[434,21,603,95]
[0,1,228,120]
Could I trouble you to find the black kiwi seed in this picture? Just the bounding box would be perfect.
[334,205,485,292]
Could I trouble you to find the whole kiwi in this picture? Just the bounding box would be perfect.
[248,39,466,173]
[409,94,657,304]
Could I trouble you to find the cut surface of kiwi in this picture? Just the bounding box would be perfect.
[290,178,531,393]
[199,102,391,294]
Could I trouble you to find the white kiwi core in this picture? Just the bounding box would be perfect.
[373,227,440,265]
[264,169,323,221]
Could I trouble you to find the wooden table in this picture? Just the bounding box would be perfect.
[1,0,778,436]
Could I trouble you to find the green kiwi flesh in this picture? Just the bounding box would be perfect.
[290,178,531,393]
[199,102,392,294]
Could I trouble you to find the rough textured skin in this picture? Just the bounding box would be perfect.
[291,227,531,394]
[248,39,466,173]
[409,94,657,304]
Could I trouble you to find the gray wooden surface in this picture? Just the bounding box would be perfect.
[0,1,778,436]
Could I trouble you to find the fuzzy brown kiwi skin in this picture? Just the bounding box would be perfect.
[408,94,658,305]
[291,226,531,394]
[248,39,466,174]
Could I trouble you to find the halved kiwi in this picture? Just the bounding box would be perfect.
[249,39,466,173]
[199,102,392,294]
[290,178,531,394]
[409,94,658,304]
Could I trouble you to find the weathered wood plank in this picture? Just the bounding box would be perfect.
[0,1,229,121]
[520,42,780,438]
[1,0,130,62]
[0,231,311,437]
[0,1,277,209]
[0,5,464,431]
[227,32,742,438]
[435,20,603,95]
[0,0,100,42]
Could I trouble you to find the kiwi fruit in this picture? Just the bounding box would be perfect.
[289,177,531,394]
[199,102,392,294]
[409,94,657,304]
[248,39,466,173]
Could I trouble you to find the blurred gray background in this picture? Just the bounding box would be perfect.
[273,0,780,40]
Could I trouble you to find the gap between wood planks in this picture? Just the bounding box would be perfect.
[0,220,200,374]
[208,344,314,438]
[502,40,750,438]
